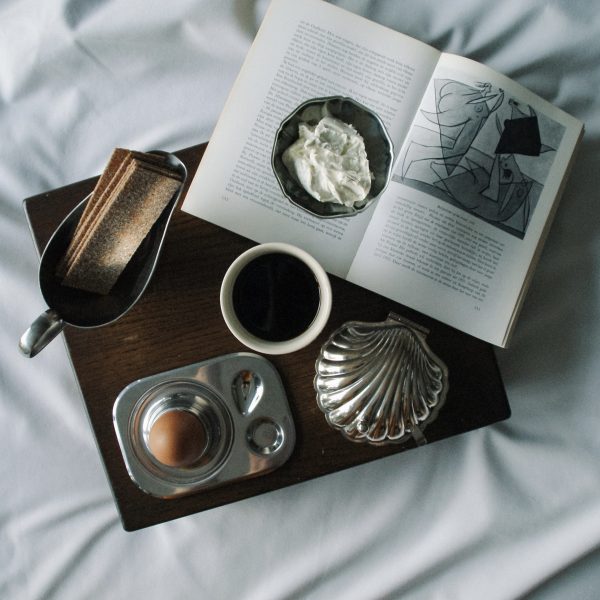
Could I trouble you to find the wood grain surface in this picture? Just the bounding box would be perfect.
[23,143,510,530]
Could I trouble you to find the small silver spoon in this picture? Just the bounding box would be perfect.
[19,151,187,358]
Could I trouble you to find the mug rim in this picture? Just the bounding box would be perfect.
[220,242,332,355]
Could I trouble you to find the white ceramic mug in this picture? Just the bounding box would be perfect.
[220,242,332,354]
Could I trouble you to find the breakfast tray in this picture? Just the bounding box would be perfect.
[23,143,510,531]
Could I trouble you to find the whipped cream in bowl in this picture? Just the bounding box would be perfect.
[282,116,372,207]
[272,96,394,218]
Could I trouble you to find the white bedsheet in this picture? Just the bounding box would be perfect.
[2,1,600,598]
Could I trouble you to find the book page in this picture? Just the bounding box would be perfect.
[182,0,439,277]
[348,53,583,345]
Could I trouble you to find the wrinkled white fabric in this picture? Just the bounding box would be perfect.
[2,1,600,599]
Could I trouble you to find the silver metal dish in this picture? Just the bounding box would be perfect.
[314,313,448,445]
[272,96,394,218]
[19,150,187,358]
[113,352,295,498]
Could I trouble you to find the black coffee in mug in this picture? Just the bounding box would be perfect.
[231,252,321,342]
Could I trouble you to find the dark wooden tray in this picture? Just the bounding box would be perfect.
[23,143,510,531]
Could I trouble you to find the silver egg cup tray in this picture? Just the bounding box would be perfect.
[113,352,295,499]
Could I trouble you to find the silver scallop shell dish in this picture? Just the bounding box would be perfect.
[315,313,449,446]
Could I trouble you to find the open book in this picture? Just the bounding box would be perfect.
[182,0,583,347]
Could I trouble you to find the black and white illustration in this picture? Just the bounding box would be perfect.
[396,76,565,238]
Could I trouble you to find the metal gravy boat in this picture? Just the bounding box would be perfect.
[19,151,187,358]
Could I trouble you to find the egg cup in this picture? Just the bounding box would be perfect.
[113,353,295,498]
